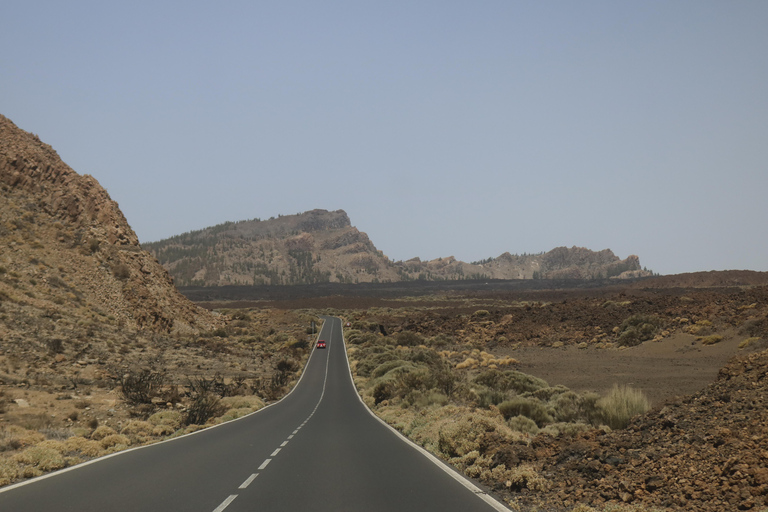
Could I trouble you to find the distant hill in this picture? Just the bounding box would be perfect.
[0,114,218,333]
[145,209,652,286]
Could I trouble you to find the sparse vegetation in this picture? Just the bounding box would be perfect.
[617,314,661,346]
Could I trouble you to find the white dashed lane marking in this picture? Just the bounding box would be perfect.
[211,324,334,512]
[239,474,258,489]
[213,495,238,512]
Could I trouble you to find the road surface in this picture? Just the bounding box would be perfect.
[0,317,507,511]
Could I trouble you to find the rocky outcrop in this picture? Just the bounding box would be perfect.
[0,114,218,333]
[147,212,653,286]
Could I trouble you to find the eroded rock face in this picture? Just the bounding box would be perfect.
[0,114,218,333]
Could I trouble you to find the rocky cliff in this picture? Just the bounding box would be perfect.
[146,210,652,286]
[0,114,218,333]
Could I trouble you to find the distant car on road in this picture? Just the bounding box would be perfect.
[316,340,327,349]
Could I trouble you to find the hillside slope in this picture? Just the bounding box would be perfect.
[0,113,217,334]
[146,210,651,286]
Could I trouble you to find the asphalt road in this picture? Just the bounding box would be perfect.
[0,317,507,512]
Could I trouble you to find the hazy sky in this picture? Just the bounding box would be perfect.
[3,1,767,275]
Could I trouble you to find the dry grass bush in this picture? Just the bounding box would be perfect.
[148,410,182,431]
[739,337,761,349]
[13,444,66,473]
[120,421,154,444]
[701,334,723,345]
[597,385,650,430]
[437,409,516,457]
[687,319,714,336]
[215,396,265,423]
[62,436,102,457]
[90,425,117,440]
[505,463,548,492]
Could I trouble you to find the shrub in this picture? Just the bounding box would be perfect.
[437,411,513,458]
[63,436,102,457]
[99,434,130,450]
[507,415,540,435]
[497,397,553,427]
[474,369,548,394]
[90,426,117,440]
[111,263,131,280]
[184,393,225,426]
[13,445,66,472]
[406,390,449,408]
[372,380,396,405]
[507,464,548,491]
[371,360,413,379]
[118,369,166,405]
[540,422,592,437]
[701,334,723,345]
[121,421,154,443]
[617,314,661,346]
[551,390,600,423]
[740,337,761,349]
[395,331,424,346]
[597,385,650,429]
[474,388,507,409]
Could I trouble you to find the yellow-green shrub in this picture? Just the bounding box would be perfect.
[597,385,650,430]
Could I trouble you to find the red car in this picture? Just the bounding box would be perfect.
[316,340,327,349]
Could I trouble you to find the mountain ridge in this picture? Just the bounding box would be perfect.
[145,209,653,286]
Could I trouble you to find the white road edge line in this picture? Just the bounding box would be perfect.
[239,473,258,489]
[336,316,511,512]
[213,494,238,512]
[258,459,271,470]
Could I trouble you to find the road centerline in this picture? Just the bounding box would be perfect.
[212,494,238,512]
[238,474,258,489]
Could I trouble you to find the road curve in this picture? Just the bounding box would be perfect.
[0,317,508,512]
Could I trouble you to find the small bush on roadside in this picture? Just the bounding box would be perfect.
[506,464,548,491]
[184,393,225,426]
[701,334,723,345]
[90,426,117,440]
[99,434,130,450]
[437,411,513,458]
[118,369,166,405]
[13,445,66,472]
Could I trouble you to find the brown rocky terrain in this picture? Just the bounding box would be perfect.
[145,210,652,286]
